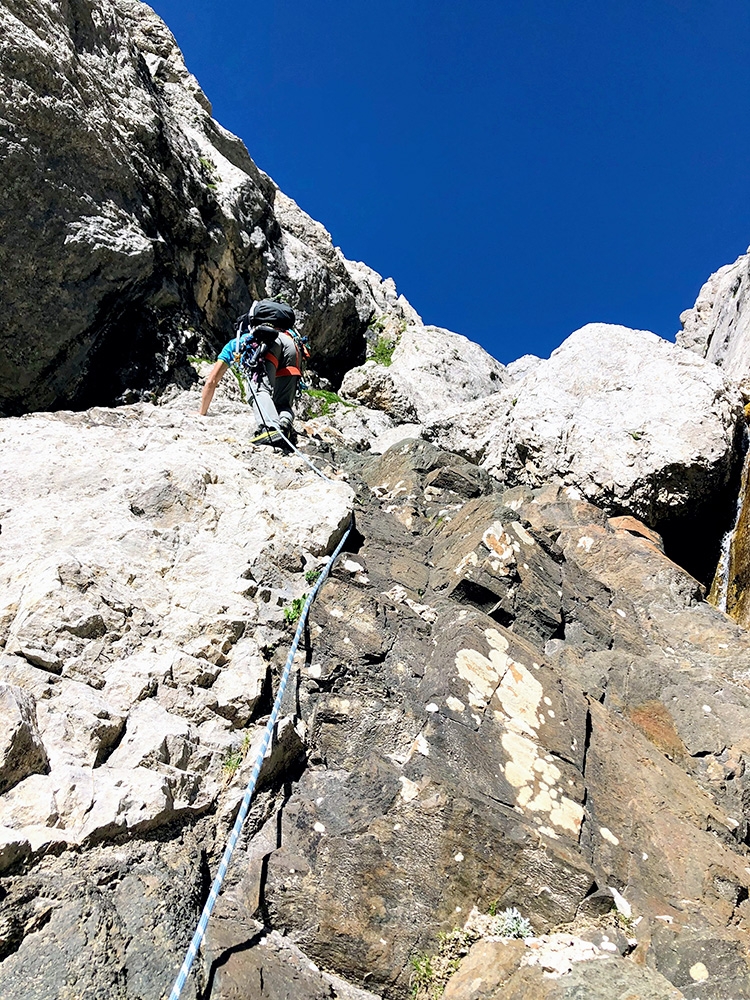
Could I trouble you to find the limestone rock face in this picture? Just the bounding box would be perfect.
[256,442,750,1000]
[2,390,750,999]
[0,0,408,415]
[340,324,507,424]
[0,685,49,794]
[426,323,743,545]
[443,939,685,1000]
[678,249,750,395]
[4,5,750,993]
[0,391,353,869]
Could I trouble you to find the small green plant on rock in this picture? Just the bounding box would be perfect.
[305,568,322,585]
[222,731,252,779]
[303,388,353,416]
[229,367,247,402]
[284,595,307,624]
[489,906,533,939]
[409,954,436,999]
[614,910,636,934]
[410,929,472,1000]
[198,155,219,190]
[371,336,396,367]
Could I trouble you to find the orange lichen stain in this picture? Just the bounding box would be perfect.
[628,701,685,760]
[608,515,664,551]
[481,522,516,567]
[508,662,524,685]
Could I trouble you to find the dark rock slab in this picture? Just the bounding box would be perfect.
[0,833,207,999]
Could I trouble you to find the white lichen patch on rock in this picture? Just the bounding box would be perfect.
[689,962,709,982]
[509,521,535,546]
[454,551,479,576]
[521,933,608,977]
[451,628,585,839]
[494,656,544,736]
[383,585,438,623]
[398,776,420,802]
[455,628,512,710]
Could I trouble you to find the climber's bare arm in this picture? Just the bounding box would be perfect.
[198,360,228,415]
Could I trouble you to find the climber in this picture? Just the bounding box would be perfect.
[197,299,304,446]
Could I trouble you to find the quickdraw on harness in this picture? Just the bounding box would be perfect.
[232,315,268,386]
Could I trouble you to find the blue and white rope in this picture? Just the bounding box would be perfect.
[276,427,337,483]
[243,370,338,483]
[167,516,353,1000]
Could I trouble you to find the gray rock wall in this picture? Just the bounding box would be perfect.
[677,249,750,397]
[420,322,744,582]
[0,0,403,415]
[2,385,750,999]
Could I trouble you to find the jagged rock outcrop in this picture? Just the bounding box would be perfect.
[678,248,750,395]
[442,933,685,999]
[677,249,750,627]
[424,323,744,580]
[0,0,417,415]
[0,396,352,860]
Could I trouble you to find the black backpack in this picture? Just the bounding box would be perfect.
[249,299,296,330]
[232,300,309,381]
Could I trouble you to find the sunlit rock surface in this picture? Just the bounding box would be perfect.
[425,323,743,579]
[3,392,750,997]
[678,248,750,396]
[4,1,750,998]
[340,324,506,424]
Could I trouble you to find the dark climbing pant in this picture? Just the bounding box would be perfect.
[251,374,298,436]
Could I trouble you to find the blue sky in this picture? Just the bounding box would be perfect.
[148,0,750,364]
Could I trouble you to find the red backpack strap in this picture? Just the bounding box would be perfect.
[276,331,303,377]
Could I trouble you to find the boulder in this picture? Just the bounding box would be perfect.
[341,324,506,424]
[428,324,743,537]
[211,640,268,727]
[0,833,208,1000]
[449,956,686,999]
[35,681,124,769]
[105,699,199,771]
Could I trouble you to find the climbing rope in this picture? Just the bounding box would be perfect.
[167,514,353,1000]
[247,425,337,483]
[244,373,337,484]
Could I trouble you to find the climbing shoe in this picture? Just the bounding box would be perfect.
[252,429,285,447]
